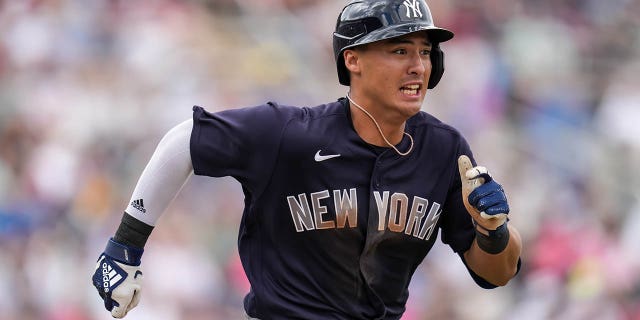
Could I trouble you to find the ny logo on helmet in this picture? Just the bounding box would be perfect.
[403,0,423,18]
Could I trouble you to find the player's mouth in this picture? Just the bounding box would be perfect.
[400,84,421,96]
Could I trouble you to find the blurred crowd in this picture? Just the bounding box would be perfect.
[0,0,639,319]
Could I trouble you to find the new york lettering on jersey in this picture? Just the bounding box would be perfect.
[286,189,442,242]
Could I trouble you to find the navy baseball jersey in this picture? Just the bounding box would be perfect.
[190,98,480,319]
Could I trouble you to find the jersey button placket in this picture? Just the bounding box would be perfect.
[372,156,384,189]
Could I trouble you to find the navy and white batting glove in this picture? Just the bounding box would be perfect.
[458,155,509,227]
[467,170,509,220]
[92,238,144,318]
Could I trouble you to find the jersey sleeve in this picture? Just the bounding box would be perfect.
[439,134,476,254]
[190,103,297,195]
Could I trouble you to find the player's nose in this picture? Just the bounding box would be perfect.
[407,51,428,76]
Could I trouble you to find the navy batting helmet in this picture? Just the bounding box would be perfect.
[333,0,454,88]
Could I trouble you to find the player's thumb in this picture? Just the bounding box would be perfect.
[457,155,475,196]
[110,291,133,319]
[110,282,140,318]
[111,304,128,319]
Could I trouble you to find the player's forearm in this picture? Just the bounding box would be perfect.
[116,119,194,247]
[463,224,522,286]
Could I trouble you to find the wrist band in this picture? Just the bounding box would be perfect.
[104,238,144,266]
[114,212,154,248]
[473,220,509,254]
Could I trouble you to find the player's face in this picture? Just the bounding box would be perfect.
[348,32,432,121]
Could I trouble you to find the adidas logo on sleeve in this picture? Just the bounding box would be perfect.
[130,199,146,213]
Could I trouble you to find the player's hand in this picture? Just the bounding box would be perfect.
[457,155,509,230]
[91,238,144,318]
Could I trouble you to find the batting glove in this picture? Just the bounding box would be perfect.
[92,238,144,318]
[457,155,509,229]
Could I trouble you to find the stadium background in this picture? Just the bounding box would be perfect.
[0,0,639,319]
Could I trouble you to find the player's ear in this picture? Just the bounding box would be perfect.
[343,49,361,75]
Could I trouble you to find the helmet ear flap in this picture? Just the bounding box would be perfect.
[427,44,444,89]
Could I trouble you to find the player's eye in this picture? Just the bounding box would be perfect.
[393,48,407,54]
[421,49,431,56]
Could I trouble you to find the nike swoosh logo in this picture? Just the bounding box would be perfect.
[314,150,341,162]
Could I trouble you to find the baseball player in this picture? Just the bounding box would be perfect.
[92,0,522,319]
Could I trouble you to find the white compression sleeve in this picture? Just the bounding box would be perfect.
[124,119,194,226]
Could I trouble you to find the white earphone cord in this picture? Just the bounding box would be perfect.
[346,93,414,156]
